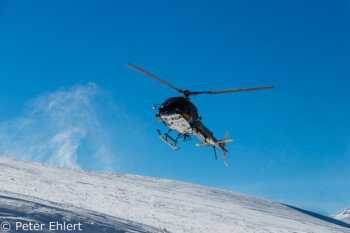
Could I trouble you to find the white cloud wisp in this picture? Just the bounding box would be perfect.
[0,83,118,170]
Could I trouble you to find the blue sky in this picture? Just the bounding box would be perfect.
[0,1,349,214]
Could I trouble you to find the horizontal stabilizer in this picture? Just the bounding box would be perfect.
[217,139,234,144]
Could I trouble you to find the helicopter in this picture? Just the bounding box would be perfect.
[126,63,273,165]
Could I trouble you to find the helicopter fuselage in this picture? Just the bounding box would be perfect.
[158,97,198,134]
[157,97,227,152]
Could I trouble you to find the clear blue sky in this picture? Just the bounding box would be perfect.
[0,1,349,214]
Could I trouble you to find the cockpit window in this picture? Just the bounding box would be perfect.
[161,97,191,108]
[163,97,183,104]
[159,97,198,118]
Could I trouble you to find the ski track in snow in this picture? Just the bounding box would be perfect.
[0,155,349,233]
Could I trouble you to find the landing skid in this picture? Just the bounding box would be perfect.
[158,130,180,150]
[157,130,192,150]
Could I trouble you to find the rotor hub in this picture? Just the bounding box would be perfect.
[181,90,192,98]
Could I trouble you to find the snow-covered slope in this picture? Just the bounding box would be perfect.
[332,208,350,224]
[0,156,349,233]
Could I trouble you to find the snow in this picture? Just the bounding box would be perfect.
[0,155,349,233]
[332,208,350,224]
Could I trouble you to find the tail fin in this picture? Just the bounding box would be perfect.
[220,131,231,166]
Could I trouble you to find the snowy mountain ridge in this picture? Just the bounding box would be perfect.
[332,208,350,224]
[0,155,349,233]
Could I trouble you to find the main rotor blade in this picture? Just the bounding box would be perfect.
[126,63,182,93]
[189,85,274,96]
